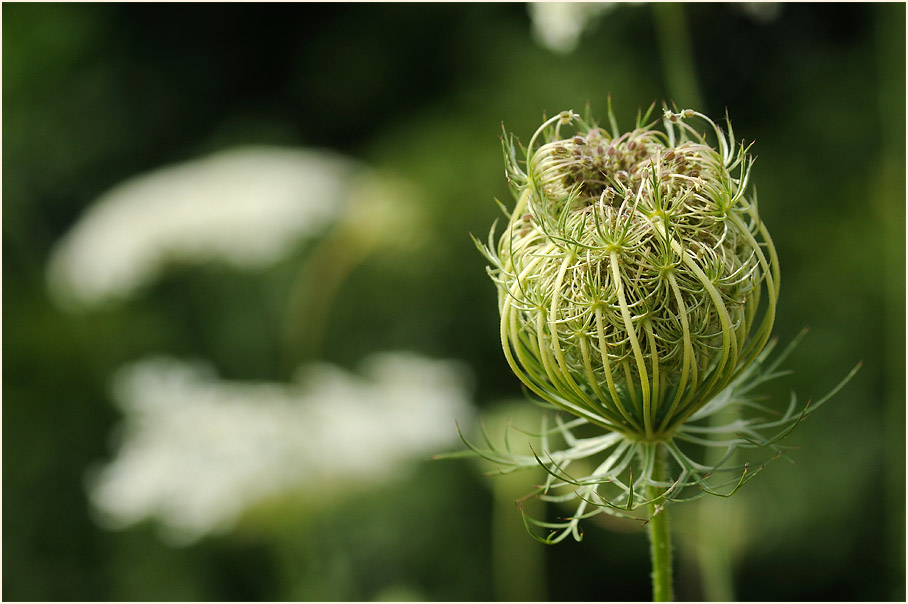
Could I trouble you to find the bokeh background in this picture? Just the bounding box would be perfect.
[4,2,905,601]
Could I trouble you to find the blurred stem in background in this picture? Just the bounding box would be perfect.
[491,465,547,600]
[283,173,425,367]
[283,227,369,366]
[652,4,737,600]
[467,404,548,601]
[283,179,553,598]
[690,408,739,601]
[873,4,907,599]
[652,2,704,111]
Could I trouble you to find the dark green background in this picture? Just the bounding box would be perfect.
[4,2,905,601]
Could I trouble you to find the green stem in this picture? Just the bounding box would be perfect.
[651,5,737,599]
[282,227,370,368]
[491,468,547,601]
[873,5,907,598]
[648,444,674,602]
[652,3,704,110]
[695,405,738,602]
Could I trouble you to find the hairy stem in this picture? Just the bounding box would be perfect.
[648,444,674,602]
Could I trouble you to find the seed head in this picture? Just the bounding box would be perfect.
[481,105,780,441]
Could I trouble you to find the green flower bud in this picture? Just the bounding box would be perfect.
[481,105,780,441]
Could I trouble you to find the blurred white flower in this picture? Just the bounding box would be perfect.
[88,352,474,544]
[738,2,782,24]
[47,146,361,310]
[528,2,617,54]
[528,1,781,56]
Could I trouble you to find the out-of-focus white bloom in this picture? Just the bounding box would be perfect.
[738,2,782,24]
[88,352,474,545]
[528,2,617,54]
[47,147,360,310]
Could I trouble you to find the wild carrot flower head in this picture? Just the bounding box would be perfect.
[452,101,860,543]
[481,105,779,442]
[450,103,857,544]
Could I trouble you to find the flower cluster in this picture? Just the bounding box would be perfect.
[461,105,856,543]
[485,106,778,442]
[90,353,473,544]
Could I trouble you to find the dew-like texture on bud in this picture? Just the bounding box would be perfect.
[483,107,779,441]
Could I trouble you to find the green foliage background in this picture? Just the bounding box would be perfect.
[4,3,905,601]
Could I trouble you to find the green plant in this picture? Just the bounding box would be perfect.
[448,103,859,601]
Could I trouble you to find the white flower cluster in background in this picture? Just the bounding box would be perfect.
[528,2,617,54]
[88,352,474,544]
[527,1,782,56]
[737,3,783,24]
[46,146,360,310]
[48,142,457,546]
